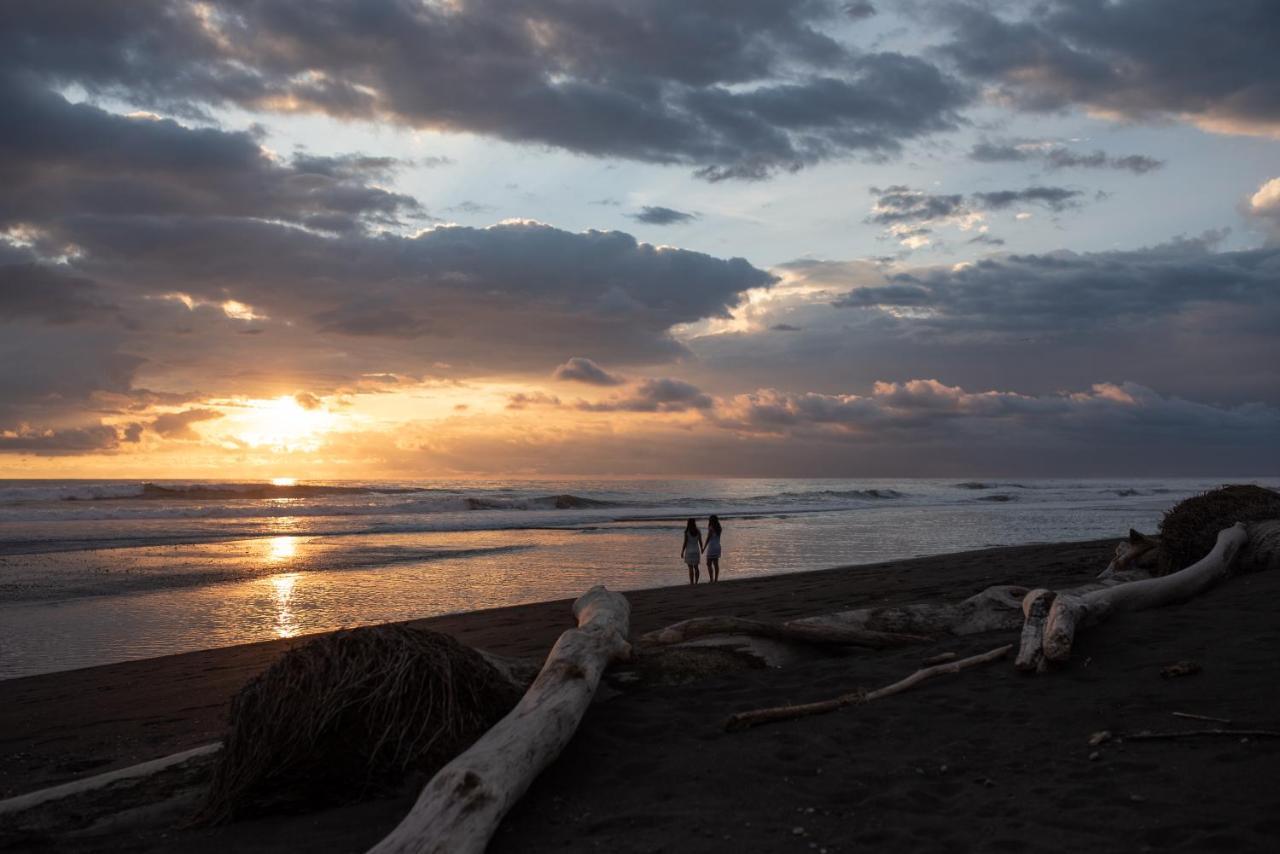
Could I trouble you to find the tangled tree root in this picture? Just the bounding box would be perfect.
[197,625,522,824]
[1157,484,1280,575]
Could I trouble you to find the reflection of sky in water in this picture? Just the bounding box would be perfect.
[0,497,1185,679]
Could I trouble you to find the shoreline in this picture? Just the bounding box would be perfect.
[1,537,1115,799]
[4,533,1279,852]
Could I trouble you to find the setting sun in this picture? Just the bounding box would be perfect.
[229,396,336,452]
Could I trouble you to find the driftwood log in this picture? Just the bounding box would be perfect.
[367,585,631,854]
[644,572,1150,653]
[1020,520,1280,666]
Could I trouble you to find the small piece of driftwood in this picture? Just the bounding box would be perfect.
[1171,711,1232,725]
[1121,729,1280,742]
[723,644,1011,732]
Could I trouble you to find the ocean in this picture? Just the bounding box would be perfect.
[2,477,1274,680]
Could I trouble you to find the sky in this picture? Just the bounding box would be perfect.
[1,0,1278,478]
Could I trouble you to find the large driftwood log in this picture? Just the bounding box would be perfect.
[1020,521,1280,665]
[723,644,1011,731]
[641,585,1030,649]
[644,572,1149,652]
[640,615,930,648]
[367,585,631,854]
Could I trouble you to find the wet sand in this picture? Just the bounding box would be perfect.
[4,537,1280,852]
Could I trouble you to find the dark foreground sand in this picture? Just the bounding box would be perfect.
[3,538,1280,852]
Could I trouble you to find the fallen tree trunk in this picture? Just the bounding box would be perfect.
[724,644,1011,732]
[1038,524,1246,664]
[1022,521,1280,666]
[641,585,1030,649]
[644,573,1149,652]
[367,585,631,854]
[640,615,930,648]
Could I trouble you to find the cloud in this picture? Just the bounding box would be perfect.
[294,392,323,410]
[938,0,1280,137]
[149,407,223,439]
[833,235,1280,333]
[0,77,425,233]
[970,186,1082,212]
[688,235,1280,409]
[1246,177,1280,241]
[715,380,1280,456]
[0,424,122,455]
[506,392,562,410]
[1,0,970,179]
[866,184,1083,247]
[630,206,698,225]
[579,377,714,412]
[969,141,1163,174]
[553,357,625,386]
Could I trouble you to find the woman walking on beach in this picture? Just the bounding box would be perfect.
[681,518,703,585]
[704,515,723,582]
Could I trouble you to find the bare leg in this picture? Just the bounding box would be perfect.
[687,563,696,585]
[709,558,719,582]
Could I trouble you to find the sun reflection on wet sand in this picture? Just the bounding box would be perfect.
[267,535,298,563]
[270,573,301,638]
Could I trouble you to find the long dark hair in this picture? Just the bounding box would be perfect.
[708,515,722,536]
[685,518,699,537]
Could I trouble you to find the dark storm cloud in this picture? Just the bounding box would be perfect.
[686,237,1280,411]
[0,257,113,324]
[938,0,1280,135]
[553,357,625,386]
[714,381,1280,467]
[0,78,424,233]
[969,141,1163,174]
[630,206,698,226]
[833,238,1280,333]
[0,0,970,179]
[0,424,123,454]
[53,217,776,366]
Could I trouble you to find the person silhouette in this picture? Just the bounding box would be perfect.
[681,518,703,585]
[703,515,723,582]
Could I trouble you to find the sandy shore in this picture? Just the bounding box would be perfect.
[4,537,1280,852]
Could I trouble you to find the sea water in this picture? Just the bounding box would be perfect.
[1,477,1275,679]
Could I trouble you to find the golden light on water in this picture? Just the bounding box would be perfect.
[269,573,301,639]
[271,476,298,486]
[267,535,298,562]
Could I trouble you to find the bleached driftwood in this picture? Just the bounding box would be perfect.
[1013,589,1055,672]
[724,644,1011,731]
[367,585,631,854]
[0,743,221,819]
[641,615,930,648]
[1038,524,1247,663]
[1022,521,1280,665]
[642,585,1030,650]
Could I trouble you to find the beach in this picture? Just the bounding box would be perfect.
[4,535,1279,853]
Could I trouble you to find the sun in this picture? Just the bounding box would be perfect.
[232,395,336,452]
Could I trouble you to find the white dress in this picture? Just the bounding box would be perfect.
[683,532,701,565]
[705,529,721,559]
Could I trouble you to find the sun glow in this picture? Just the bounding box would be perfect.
[232,395,335,451]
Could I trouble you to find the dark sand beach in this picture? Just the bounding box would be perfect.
[4,537,1279,853]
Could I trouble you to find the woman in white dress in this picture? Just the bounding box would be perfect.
[703,515,722,582]
[681,518,703,585]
